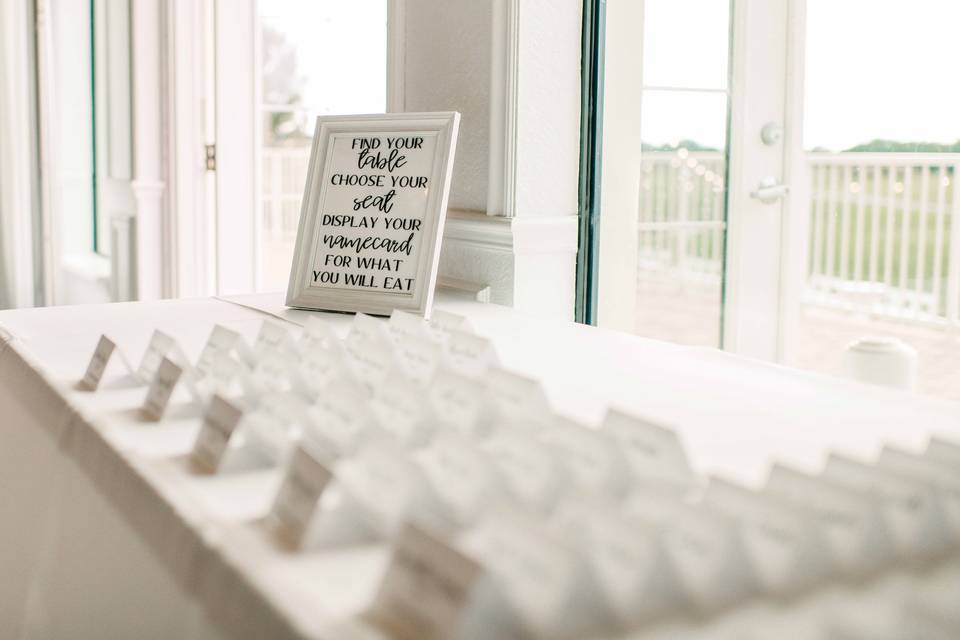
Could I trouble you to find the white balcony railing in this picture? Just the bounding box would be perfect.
[639,151,960,325]
[263,146,960,325]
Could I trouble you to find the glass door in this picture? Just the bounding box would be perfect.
[783,0,960,399]
[595,0,799,360]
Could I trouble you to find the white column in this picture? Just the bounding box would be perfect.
[131,0,167,300]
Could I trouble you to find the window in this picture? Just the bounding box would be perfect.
[257,0,388,291]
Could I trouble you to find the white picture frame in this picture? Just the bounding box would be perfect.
[285,112,461,317]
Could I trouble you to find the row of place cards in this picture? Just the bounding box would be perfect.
[76,313,960,639]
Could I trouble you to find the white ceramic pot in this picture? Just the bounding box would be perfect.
[843,336,918,391]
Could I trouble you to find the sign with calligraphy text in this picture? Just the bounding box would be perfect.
[286,113,460,317]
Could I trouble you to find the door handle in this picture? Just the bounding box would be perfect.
[750,176,789,204]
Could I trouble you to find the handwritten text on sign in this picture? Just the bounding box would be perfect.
[311,134,437,296]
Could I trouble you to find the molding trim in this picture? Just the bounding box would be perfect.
[486,0,520,217]
[443,209,578,254]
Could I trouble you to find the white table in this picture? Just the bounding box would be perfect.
[1,293,958,639]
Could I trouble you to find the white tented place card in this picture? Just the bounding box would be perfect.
[387,309,429,343]
[194,325,243,378]
[458,513,608,640]
[268,444,334,549]
[702,476,833,596]
[252,319,296,362]
[541,417,630,497]
[141,356,184,421]
[602,408,694,494]
[765,463,895,578]
[417,435,509,528]
[623,490,758,614]
[429,310,473,338]
[877,445,960,542]
[443,330,498,378]
[551,499,685,629]
[365,523,484,640]
[303,379,381,461]
[285,112,460,317]
[297,315,342,354]
[427,368,489,437]
[191,394,244,473]
[336,446,449,539]
[370,372,437,447]
[344,314,402,388]
[394,334,443,386]
[483,431,567,511]
[483,367,553,432]
[136,329,179,383]
[291,346,352,401]
[822,453,954,562]
[79,335,132,390]
[926,436,960,467]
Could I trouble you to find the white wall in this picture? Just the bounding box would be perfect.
[402,0,582,319]
[403,0,492,213]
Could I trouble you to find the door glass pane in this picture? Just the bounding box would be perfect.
[636,92,728,347]
[642,0,730,90]
[258,0,387,291]
[596,1,731,348]
[787,0,960,399]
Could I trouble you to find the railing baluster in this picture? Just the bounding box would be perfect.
[825,164,838,286]
[810,164,824,278]
[898,166,913,301]
[853,164,867,282]
[868,165,881,284]
[883,165,897,292]
[930,165,948,317]
[913,166,931,315]
[840,164,852,282]
[947,163,960,323]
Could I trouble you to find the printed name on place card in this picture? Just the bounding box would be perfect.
[268,444,334,549]
[191,394,244,473]
[141,356,184,421]
[366,523,483,640]
[80,335,117,390]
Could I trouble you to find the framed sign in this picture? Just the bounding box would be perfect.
[286,112,461,317]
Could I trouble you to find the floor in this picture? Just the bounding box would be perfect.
[634,271,960,401]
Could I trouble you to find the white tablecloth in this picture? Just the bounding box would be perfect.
[1,293,958,639]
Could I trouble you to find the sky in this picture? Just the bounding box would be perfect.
[641,0,960,151]
[261,0,960,152]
